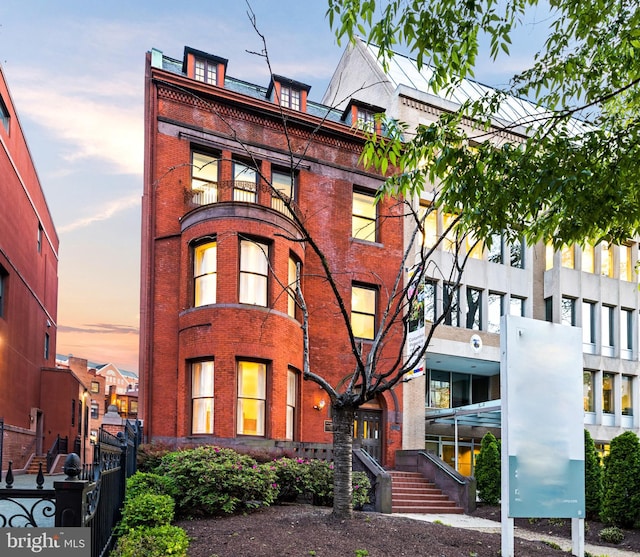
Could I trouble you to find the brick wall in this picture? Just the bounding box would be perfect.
[141,53,405,467]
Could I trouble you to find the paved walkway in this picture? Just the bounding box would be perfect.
[392,512,638,557]
[0,473,66,527]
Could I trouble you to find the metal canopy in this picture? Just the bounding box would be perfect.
[426,400,502,429]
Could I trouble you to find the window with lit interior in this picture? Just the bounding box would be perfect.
[237,361,266,436]
[622,375,633,416]
[352,190,376,242]
[286,369,298,440]
[194,241,216,307]
[287,256,299,318]
[192,360,214,434]
[602,372,614,414]
[583,371,594,412]
[239,239,269,306]
[351,285,376,340]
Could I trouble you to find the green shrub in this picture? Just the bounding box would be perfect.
[305,459,334,506]
[158,446,278,517]
[475,432,501,505]
[271,457,310,502]
[352,471,371,509]
[111,525,189,557]
[599,526,625,545]
[601,431,640,527]
[117,492,175,533]
[584,429,602,520]
[137,441,177,472]
[125,471,176,501]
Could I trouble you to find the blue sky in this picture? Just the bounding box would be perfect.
[0,1,548,372]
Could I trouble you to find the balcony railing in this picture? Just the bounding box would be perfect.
[189,180,300,222]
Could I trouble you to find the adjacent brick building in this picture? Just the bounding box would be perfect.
[140,46,405,465]
[0,64,61,471]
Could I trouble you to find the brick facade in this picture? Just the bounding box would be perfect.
[141,48,405,466]
[0,64,61,472]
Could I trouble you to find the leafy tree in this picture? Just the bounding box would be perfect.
[584,429,602,520]
[474,432,501,505]
[601,431,640,527]
[327,0,640,248]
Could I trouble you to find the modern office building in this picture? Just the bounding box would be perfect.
[140,46,405,466]
[324,37,640,473]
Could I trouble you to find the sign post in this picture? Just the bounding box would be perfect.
[501,315,585,556]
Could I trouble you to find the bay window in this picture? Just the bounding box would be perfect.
[239,239,269,306]
[237,361,266,436]
[286,369,298,440]
[192,361,214,434]
[194,241,217,307]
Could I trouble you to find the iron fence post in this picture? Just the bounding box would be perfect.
[54,453,90,527]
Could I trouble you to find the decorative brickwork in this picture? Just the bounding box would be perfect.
[142,47,405,467]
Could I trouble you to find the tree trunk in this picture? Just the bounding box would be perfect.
[332,404,355,519]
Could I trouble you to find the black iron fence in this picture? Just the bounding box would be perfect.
[0,420,141,557]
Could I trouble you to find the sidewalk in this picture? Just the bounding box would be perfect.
[1,472,66,489]
[393,512,639,557]
[0,473,67,527]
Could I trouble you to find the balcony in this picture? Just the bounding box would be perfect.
[188,179,300,221]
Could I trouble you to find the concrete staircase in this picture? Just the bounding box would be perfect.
[26,455,47,475]
[389,470,463,514]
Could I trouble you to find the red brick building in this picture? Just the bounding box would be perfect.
[0,64,60,471]
[140,47,405,466]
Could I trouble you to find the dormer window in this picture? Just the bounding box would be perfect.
[267,75,310,112]
[356,108,375,132]
[343,100,385,135]
[183,47,227,88]
[195,58,217,85]
[280,85,300,110]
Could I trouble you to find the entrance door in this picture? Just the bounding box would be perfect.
[353,409,382,463]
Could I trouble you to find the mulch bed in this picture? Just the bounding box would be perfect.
[176,502,640,556]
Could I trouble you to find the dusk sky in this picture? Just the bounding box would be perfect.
[0,1,547,373]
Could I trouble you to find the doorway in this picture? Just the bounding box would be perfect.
[353,408,382,463]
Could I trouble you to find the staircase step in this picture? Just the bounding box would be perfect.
[388,470,464,514]
[26,456,47,474]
